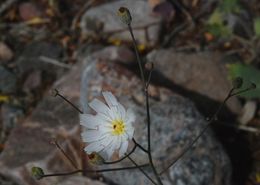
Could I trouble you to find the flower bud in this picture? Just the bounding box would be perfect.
[117,7,132,25]
[232,77,243,89]
[31,167,44,180]
[88,152,105,165]
[50,89,58,97]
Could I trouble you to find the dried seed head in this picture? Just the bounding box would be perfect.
[50,89,59,97]
[88,152,105,165]
[117,7,132,25]
[31,167,44,180]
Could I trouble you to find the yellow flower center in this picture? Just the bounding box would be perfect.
[112,119,125,135]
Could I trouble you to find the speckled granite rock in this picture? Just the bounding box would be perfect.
[80,0,162,46]
[79,48,232,185]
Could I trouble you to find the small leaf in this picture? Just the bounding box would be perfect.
[208,9,223,25]
[206,23,232,38]
[254,17,260,37]
[227,64,259,98]
[206,9,232,38]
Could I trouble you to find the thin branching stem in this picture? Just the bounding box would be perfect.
[133,138,148,153]
[146,69,153,89]
[128,24,146,88]
[145,89,163,185]
[53,89,83,114]
[128,23,163,185]
[51,140,78,169]
[230,85,256,97]
[127,156,157,185]
[41,164,149,178]
[103,143,137,164]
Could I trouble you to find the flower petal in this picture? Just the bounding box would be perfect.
[114,136,121,150]
[84,142,104,154]
[81,130,108,142]
[126,126,134,139]
[126,108,135,123]
[105,137,117,159]
[118,103,126,119]
[102,91,118,107]
[80,114,102,129]
[89,98,110,115]
[119,140,129,157]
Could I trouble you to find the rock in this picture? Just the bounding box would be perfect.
[16,41,63,74]
[0,175,18,185]
[146,49,242,115]
[23,70,42,92]
[0,42,13,62]
[0,66,17,93]
[56,176,106,185]
[80,0,162,46]
[19,2,43,21]
[0,104,24,143]
[152,1,175,22]
[79,47,232,185]
[93,45,135,64]
[0,50,107,185]
[0,46,231,185]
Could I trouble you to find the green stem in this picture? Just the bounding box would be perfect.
[128,24,146,88]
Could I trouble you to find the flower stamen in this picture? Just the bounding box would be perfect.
[112,119,125,135]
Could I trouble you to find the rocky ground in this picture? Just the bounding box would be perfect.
[0,0,260,185]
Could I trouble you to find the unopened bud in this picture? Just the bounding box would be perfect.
[117,7,132,25]
[31,167,44,180]
[50,89,58,97]
[232,77,243,89]
[88,152,104,165]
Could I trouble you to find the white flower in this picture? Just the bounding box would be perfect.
[80,91,135,159]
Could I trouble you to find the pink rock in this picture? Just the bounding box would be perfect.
[0,42,13,62]
[19,2,42,21]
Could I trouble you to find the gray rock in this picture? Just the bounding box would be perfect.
[79,48,232,185]
[0,48,107,185]
[0,104,24,143]
[0,42,13,62]
[16,41,63,75]
[0,175,18,185]
[146,49,242,115]
[0,66,17,93]
[56,176,106,185]
[0,46,232,185]
[92,45,135,64]
[80,0,162,46]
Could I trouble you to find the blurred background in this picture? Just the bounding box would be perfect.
[0,0,259,185]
